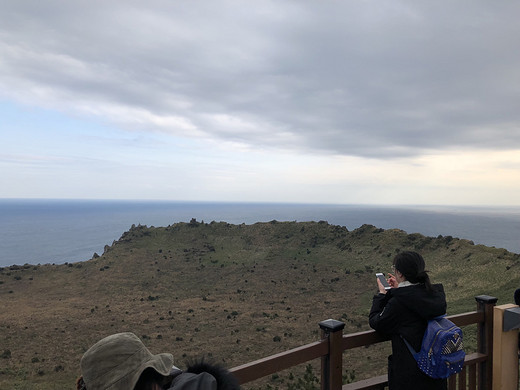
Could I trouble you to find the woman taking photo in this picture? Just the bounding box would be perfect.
[369,251,447,390]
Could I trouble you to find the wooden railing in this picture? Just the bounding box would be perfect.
[230,295,498,390]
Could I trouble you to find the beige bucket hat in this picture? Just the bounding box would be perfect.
[81,332,174,390]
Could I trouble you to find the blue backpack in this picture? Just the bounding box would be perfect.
[402,316,465,379]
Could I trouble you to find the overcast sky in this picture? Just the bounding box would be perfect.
[1,1,520,205]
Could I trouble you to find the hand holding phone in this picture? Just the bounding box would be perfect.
[387,273,398,288]
[376,273,391,291]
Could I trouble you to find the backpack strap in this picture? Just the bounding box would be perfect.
[400,314,447,358]
[401,335,419,358]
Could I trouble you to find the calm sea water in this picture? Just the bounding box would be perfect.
[0,199,519,267]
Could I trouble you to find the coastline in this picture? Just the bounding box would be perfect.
[1,200,519,267]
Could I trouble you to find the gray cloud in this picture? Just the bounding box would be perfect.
[1,0,520,158]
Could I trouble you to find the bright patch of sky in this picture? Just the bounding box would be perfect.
[1,1,520,205]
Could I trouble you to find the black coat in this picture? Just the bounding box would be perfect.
[369,284,447,390]
[167,361,241,390]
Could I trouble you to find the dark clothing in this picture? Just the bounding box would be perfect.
[369,284,448,390]
[170,372,217,390]
[514,288,520,350]
[168,361,240,390]
[185,361,240,390]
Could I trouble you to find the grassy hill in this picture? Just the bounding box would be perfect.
[1,220,519,389]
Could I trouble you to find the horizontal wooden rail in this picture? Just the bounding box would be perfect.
[230,340,328,384]
[342,352,488,390]
[342,374,387,390]
[464,352,487,365]
[231,311,484,384]
[341,311,483,352]
[342,329,389,350]
[229,299,496,390]
[449,311,484,327]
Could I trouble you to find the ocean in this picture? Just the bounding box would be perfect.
[0,199,519,268]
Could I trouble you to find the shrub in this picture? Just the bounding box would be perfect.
[287,364,318,390]
[343,369,356,384]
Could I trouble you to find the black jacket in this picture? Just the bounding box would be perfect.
[369,284,447,390]
[168,361,241,390]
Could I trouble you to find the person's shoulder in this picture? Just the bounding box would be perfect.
[514,288,520,305]
[391,284,421,294]
[170,371,217,390]
[392,283,444,299]
[186,360,240,390]
[408,282,444,293]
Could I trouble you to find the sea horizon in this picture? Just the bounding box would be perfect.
[1,199,519,268]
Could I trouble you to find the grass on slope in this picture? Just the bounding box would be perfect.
[1,220,518,389]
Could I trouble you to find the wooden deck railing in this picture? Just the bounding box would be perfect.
[230,295,499,390]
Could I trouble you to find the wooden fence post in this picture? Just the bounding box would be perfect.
[492,304,520,390]
[319,319,345,390]
[475,295,497,390]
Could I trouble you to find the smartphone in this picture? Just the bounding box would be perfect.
[376,273,391,290]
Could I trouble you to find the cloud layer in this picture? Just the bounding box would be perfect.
[2,1,520,161]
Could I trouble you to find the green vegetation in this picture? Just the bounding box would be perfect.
[0,220,519,389]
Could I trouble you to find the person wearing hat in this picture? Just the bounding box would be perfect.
[76,332,240,390]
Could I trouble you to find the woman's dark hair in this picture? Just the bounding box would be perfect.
[393,251,433,291]
[186,358,241,390]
